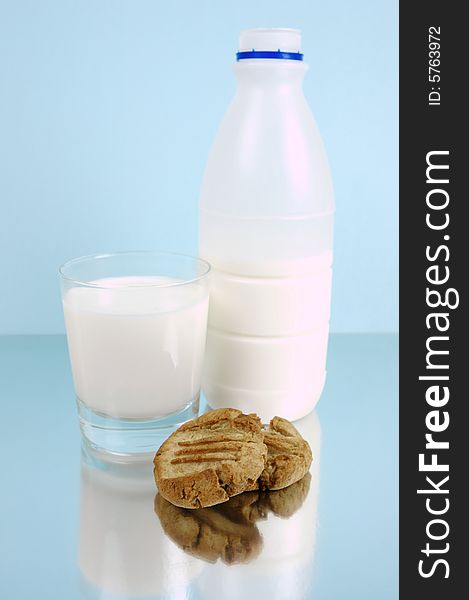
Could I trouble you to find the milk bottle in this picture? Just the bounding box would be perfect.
[200,29,334,421]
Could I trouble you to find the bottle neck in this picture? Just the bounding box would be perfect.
[233,60,308,91]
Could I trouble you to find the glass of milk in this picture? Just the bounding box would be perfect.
[59,251,210,454]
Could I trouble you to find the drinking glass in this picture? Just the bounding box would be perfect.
[59,251,210,454]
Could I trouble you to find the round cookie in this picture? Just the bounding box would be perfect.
[247,416,313,492]
[153,408,267,509]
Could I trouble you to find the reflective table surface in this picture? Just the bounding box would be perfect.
[0,334,397,599]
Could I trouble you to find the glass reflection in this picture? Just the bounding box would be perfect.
[78,447,203,599]
[78,410,320,599]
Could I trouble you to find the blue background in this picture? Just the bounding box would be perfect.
[0,0,398,334]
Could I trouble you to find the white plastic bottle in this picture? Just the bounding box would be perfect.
[199,28,334,422]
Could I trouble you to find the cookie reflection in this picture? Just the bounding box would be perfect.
[155,472,312,565]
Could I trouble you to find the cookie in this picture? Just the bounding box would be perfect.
[155,492,262,564]
[153,408,267,509]
[247,416,313,492]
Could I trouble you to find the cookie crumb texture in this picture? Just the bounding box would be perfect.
[259,416,313,491]
[154,409,267,509]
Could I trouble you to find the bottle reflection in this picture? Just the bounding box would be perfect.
[194,409,321,599]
